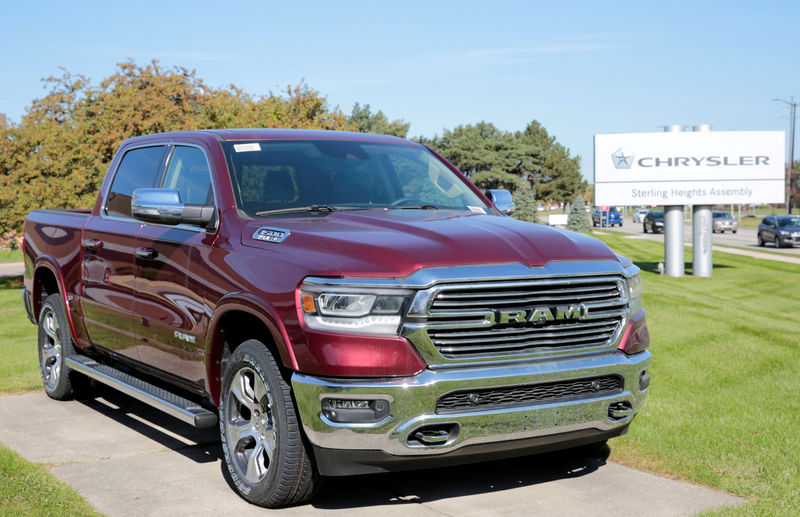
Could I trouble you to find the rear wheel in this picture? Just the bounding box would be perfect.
[220,339,318,507]
[38,294,77,400]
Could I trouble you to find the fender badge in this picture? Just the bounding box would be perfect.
[252,227,290,243]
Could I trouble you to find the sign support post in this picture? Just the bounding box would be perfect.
[663,125,684,277]
[692,124,713,277]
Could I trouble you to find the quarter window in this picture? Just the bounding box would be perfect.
[106,146,168,218]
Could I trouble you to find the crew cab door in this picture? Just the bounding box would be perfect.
[133,144,217,386]
[81,145,169,359]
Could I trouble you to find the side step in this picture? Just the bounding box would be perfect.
[65,355,217,428]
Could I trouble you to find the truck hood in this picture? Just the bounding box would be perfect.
[240,209,619,278]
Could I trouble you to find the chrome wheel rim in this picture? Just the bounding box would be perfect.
[224,366,276,484]
[40,306,62,390]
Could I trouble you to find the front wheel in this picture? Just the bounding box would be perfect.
[758,233,764,247]
[220,339,318,507]
[643,224,648,233]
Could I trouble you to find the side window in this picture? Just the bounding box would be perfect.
[106,146,168,218]
[162,146,213,206]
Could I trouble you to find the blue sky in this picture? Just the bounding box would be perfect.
[1,1,798,179]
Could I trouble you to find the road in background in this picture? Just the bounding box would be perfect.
[596,218,800,256]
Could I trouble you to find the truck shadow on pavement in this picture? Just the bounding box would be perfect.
[76,386,610,509]
[77,387,221,464]
[310,447,609,509]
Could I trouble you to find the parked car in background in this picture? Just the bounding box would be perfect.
[712,210,738,233]
[632,209,649,224]
[758,215,800,248]
[592,207,623,227]
[643,211,664,233]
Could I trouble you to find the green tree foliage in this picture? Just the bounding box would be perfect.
[511,183,538,223]
[566,193,593,233]
[422,120,585,202]
[0,60,350,234]
[348,103,410,138]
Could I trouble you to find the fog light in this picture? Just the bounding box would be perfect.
[321,398,390,424]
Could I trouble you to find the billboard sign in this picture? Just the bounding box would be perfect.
[594,130,785,205]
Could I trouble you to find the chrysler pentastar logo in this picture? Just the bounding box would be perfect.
[612,148,634,169]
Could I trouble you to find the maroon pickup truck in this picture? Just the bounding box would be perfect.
[22,129,650,507]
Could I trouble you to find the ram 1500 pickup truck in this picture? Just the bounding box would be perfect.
[23,129,650,507]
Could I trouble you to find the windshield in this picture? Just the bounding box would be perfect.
[651,211,664,220]
[713,211,732,219]
[221,140,491,217]
[777,217,800,228]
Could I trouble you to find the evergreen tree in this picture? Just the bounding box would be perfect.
[348,103,410,137]
[511,184,538,223]
[566,194,592,233]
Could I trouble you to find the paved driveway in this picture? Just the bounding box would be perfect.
[0,391,742,516]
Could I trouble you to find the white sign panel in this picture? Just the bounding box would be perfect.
[594,130,785,205]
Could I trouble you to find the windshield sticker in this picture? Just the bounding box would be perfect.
[467,206,486,214]
[234,143,261,153]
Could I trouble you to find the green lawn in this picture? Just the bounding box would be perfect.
[0,249,23,263]
[0,277,39,392]
[595,233,800,516]
[0,443,104,517]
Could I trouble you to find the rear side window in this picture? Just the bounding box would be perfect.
[105,146,168,218]
[162,146,213,206]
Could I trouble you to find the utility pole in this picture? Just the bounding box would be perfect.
[773,97,797,214]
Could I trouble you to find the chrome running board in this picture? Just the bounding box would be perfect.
[66,355,217,428]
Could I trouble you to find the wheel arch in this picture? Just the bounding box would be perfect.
[31,258,80,344]
[205,294,299,405]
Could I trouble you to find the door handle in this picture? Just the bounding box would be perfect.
[135,247,158,260]
[82,239,103,251]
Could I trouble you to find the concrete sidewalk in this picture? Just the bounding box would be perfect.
[0,391,744,517]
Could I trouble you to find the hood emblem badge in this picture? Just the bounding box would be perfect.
[252,227,291,243]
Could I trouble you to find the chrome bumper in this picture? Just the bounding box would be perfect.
[292,350,650,458]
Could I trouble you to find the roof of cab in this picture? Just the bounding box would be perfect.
[123,128,415,146]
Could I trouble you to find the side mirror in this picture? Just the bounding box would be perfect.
[485,189,515,215]
[131,188,214,227]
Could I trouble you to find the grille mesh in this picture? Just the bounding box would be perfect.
[436,375,623,413]
[425,277,625,358]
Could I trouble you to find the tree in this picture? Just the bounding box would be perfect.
[348,103,410,138]
[423,122,523,191]
[0,60,351,235]
[519,121,585,204]
[566,193,592,233]
[511,183,538,223]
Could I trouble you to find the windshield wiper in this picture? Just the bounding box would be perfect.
[393,204,442,210]
[256,205,358,216]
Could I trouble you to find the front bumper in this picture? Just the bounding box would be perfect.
[292,350,650,475]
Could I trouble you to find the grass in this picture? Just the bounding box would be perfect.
[0,443,104,517]
[0,277,40,392]
[0,249,23,263]
[595,233,800,516]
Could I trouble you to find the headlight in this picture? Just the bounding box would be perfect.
[626,272,643,315]
[300,284,411,335]
[780,230,790,236]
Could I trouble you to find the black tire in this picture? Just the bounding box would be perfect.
[758,233,764,247]
[643,224,647,233]
[219,339,318,507]
[775,235,783,248]
[733,230,737,234]
[38,294,78,400]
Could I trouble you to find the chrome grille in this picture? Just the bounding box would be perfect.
[421,276,626,359]
[436,375,623,413]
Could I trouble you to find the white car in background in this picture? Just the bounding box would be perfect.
[632,209,649,223]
